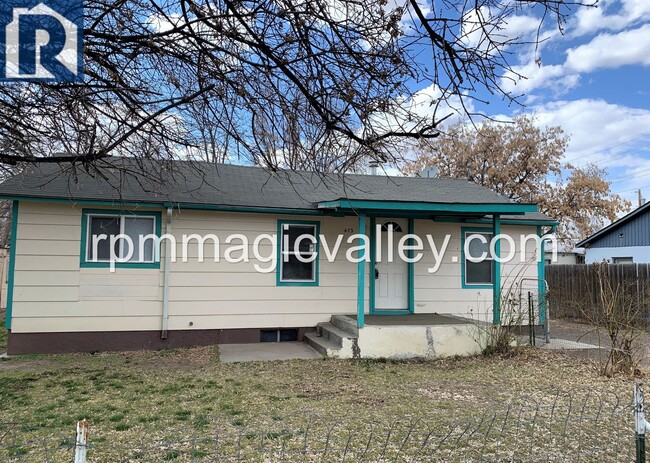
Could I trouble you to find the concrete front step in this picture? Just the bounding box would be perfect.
[318,322,358,346]
[331,315,359,336]
[304,332,341,356]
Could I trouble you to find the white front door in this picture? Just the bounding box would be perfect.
[375,220,409,310]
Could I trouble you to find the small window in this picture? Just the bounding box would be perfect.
[381,221,403,232]
[260,329,299,342]
[463,230,494,287]
[612,257,633,264]
[278,221,319,285]
[82,210,160,267]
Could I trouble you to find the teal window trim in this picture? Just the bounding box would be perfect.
[460,226,495,290]
[80,208,163,269]
[276,220,320,287]
[5,201,18,330]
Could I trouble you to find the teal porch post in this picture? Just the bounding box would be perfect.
[407,218,415,313]
[369,217,376,315]
[537,225,546,324]
[492,214,501,325]
[357,213,366,328]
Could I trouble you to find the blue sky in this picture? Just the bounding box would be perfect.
[406,0,650,208]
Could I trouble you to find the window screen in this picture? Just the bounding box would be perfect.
[280,224,317,282]
[87,214,156,263]
[464,231,494,285]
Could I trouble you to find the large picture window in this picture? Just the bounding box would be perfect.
[462,229,494,287]
[277,221,319,286]
[81,210,161,268]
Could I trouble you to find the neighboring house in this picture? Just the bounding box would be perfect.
[577,202,650,264]
[544,249,585,265]
[0,158,556,356]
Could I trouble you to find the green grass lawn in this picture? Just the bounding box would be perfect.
[0,347,637,462]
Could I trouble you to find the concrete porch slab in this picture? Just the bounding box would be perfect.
[219,342,322,363]
[349,313,472,326]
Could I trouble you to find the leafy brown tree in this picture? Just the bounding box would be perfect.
[403,116,631,243]
[0,0,595,173]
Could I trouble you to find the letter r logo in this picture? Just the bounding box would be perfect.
[0,0,83,81]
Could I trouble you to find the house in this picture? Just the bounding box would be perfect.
[577,202,650,264]
[0,158,557,357]
[544,248,585,265]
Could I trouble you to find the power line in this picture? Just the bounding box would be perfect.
[613,182,650,195]
[609,164,650,186]
[565,133,650,164]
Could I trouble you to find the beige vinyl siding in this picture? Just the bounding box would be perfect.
[166,210,364,331]
[11,202,165,333]
[11,201,540,333]
[10,203,369,333]
[413,220,539,322]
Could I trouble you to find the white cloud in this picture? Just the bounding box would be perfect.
[565,24,650,73]
[502,15,542,39]
[530,99,650,160]
[500,16,650,97]
[524,98,650,202]
[366,83,473,137]
[501,62,580,98]
[571,0,650,36]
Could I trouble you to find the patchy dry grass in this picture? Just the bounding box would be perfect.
[0,307,6,353]
[0,347,639,461]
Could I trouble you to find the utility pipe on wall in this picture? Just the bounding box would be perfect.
[161,206,172,339]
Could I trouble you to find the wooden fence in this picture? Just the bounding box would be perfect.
[546,263,650,321]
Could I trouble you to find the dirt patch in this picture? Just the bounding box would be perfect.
[549,318,650,368]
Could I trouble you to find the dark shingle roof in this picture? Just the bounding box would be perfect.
[0,157,554,223]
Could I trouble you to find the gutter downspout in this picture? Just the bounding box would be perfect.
[161,206,173,339]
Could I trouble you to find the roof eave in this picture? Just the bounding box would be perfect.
[317,199,537,215]
[576,202,650,247]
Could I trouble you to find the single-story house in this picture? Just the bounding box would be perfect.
[544,248,585,265]
[0,158,557,357]
[577,202,650,264]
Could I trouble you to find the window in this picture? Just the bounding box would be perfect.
[612,257,633,264]
[381,221,403,232]
[81,210,161,268]
[260,329,299,342]
[277,221,319,286]
[462,229,494,287]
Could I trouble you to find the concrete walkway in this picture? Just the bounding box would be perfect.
[538,338,601,350]
[219,342,322,363]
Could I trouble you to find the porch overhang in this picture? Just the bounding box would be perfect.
[317,200,537,216]
[343,202,545,330]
